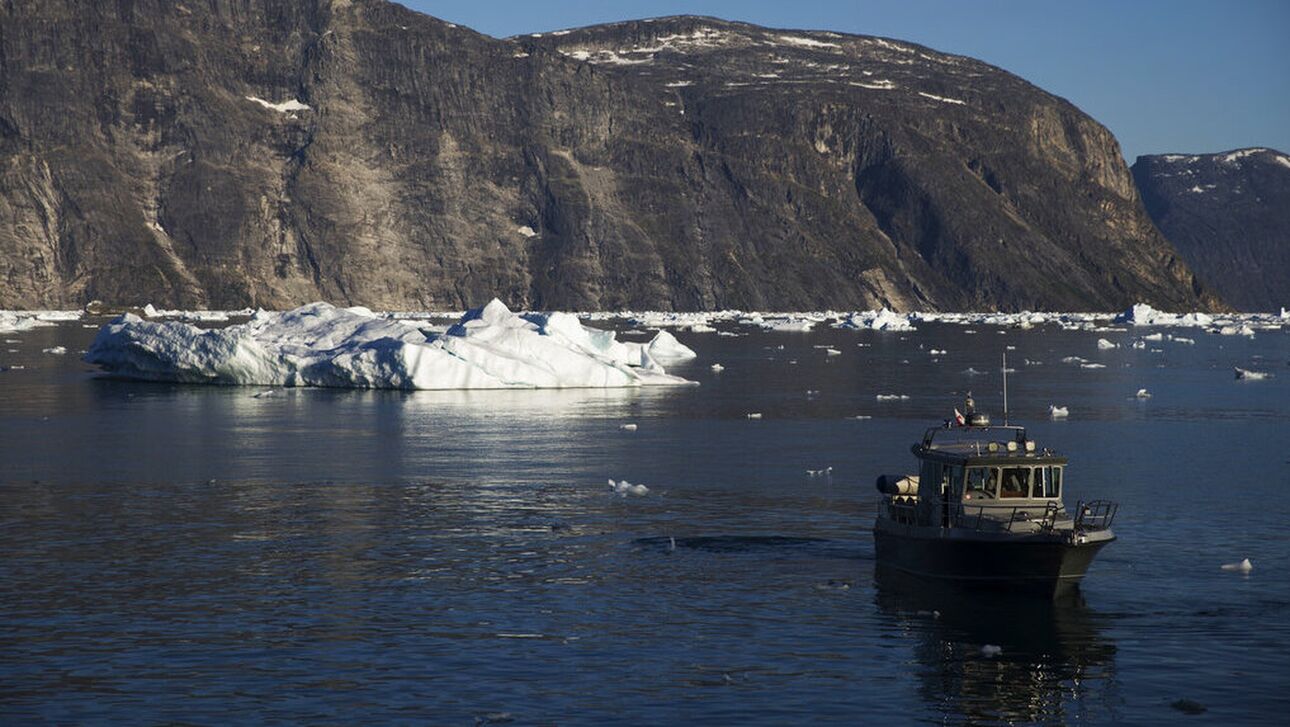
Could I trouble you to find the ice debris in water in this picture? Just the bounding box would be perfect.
[746,412,763,419]
[710,363,724,372]
[1097,338,1118,350]
[1049,405,1069,418]
[608,479,649,497]
[83,300,697,390]
[981,644,1003,658]
[834,308,915,331]
[1135,388,1151,399]
[619,423,638,431]
[1234,367,1270,380]
[876,394,910,401]
[42,346,67,355]
[1221,558,1253,572]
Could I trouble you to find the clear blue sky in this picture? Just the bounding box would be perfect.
[397,0,1289,162]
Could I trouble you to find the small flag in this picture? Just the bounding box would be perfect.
[954,408,965,426]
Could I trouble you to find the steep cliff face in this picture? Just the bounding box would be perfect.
[0,1,1217,311]
[1132,148,1289,311]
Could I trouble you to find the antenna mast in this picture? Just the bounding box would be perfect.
[1002,351,1009,426]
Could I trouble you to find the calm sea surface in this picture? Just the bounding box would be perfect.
[2,316,1288,724]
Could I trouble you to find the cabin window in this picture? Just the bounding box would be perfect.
[1037,466,1062,498]
[965,467,997,500]
[999,467,1031,498]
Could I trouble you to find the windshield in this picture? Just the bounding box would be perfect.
[999,467,1031,498]
[965,467,998,500]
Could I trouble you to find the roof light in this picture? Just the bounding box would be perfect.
[987,441,999,453]
[1006,441,1018,452]
[1024,440,1036,452]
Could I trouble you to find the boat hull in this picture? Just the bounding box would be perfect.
[873,525,1113,597]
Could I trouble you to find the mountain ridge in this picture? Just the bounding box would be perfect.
[0,0,1219,312]
[1132,147,1289,311]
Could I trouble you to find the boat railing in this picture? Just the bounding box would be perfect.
[1074,499,1118,532]
[951,500,1063,533]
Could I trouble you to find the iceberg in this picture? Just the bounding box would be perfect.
[835,308,915,331]
[84,299,697,389]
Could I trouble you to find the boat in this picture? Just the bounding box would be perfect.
[873,394,1117,596]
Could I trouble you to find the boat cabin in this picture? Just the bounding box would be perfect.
[879,424,1070,531]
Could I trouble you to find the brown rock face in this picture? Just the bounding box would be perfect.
[0,2,1218,311]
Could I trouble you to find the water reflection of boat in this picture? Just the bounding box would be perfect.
[875,568,1117,724]
[873,396,1118,596]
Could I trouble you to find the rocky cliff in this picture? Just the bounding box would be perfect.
[1132,148,1289,311]
[0,1,1217,311]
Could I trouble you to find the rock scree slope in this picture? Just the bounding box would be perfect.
[0,1,1218,312]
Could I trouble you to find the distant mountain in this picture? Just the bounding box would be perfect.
[0,1,1217,312]
[1132,148,1290,311]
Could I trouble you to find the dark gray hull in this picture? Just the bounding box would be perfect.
[873,527,1113,597]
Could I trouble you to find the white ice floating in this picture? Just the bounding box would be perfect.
[1234,367,1270,381]
[608,479,649,497]
[1221,558,1253,573]
[746,412,763,419]
[1097,338,1118,350]
[1049,405,1069,418]
[42,346,67,355]
[710,363,725,373]
[1135,388,1152,399]
[619,423,638,432]
[84,300,697,390]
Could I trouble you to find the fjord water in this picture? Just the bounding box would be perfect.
[2,318,1287,724]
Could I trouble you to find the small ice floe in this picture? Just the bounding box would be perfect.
[42,346,67,355]
[848,415,873,420]
[981,644,1003,658]
[619,423,638,431]
[1062,356,1087,364]
[746,412,763,419]
[251,388,279,398]
[806,466,833,478]
[1171,336,1195,345]
[1097,338,1118,350]
[825,348,842,356]
[1131,339,1146,349]
[1143,332,1164,342]
[1135,388,1152,399]
[1049,405,1069,418]
[1220,558,1253,572]
[1234,367,1270,380]
[1024,358,1043,366]
[608,479,649,497]
[805,389,819,397]
[1081,363,1107,369]
[710,363,725,373]
[876,394,910,401]
[929,348,947,355]
[962,367,986,376]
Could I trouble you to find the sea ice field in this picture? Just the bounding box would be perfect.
[1,303,1288,724]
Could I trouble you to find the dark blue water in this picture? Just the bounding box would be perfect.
[2,317,1288,724]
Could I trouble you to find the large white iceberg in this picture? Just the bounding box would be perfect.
[84,299,697,389]
[834,308,915,331]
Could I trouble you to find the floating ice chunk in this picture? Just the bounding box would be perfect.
[0,311,58,333]
[929,349,947,355]
[619,423,638,431]
[645,329,697,360]
[746,412,763,419]
[962,367,986,376]
[805,467,833,477]
[835,309,914,331]
[608,479,649,497]
[1131,339,1146,349]
[84,300,697,389]
[1081,363,1106,369]
[1220,558,1253,572]
[1062,356,1087,365]
[1135,388,1151,399]
[710,363,724,372]
[42,346,67,355]
[848,414,873,420]
[1049,405,1069,418]
[876,394,910,401]
[252,388,278,398]
[1171,336,1195,345]
[1234,367,1270,380]
[981,644,1003,657]
[1097,338,1117,350]
[824,348,842,356]
[1143,333,1164,341]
